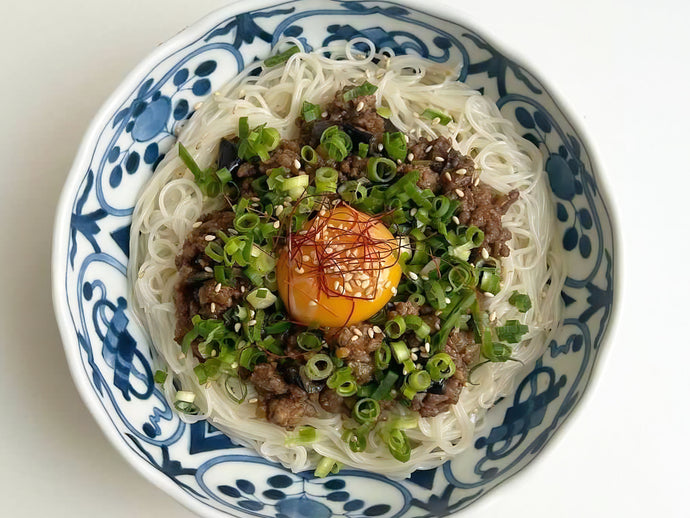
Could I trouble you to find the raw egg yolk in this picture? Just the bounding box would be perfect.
[276,204,401,327]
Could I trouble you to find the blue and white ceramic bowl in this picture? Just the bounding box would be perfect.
[52,1,617,516]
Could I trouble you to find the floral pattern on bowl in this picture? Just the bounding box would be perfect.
[52,1,616,516]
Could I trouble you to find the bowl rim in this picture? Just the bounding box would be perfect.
[51,0,621,516]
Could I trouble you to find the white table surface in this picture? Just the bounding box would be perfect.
[1,0,687,516]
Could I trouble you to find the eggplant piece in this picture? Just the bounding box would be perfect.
[311,120,337,141]
[342,123,374,149]
[218,138,243,172]
[426,380,446,395]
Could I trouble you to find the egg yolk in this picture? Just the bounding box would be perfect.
[276,204,401,327]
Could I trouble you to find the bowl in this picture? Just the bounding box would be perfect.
[52,0,616,516]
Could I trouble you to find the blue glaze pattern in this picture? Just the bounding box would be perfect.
[55,1,615,516]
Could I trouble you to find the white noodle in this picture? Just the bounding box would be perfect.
[127,40,564,478]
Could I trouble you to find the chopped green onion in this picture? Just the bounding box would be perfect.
[376,106,392,118]
[238,116,249,138]
[481,329,513,362]
[426,353,457,381]
[300,145,318,165]
[496,320,529,344]
[343,427,368,452]
[480,271,501,295]
[297,332,322,352]
[264,45,300,67]
[404,315,431,339]
[174,391,199,415]
[315,167,339,193]
[305,354,334,381]
[154,370,167,384]
[343,81,378,101]
[246,288,278,309]
[225,375,247,404]
[237,119,281,161]
[448,262,479,289]
[314,456,340,478]
[320,125,352,162]
[390,341,411,364]
[353,398,381,424]
[286,426,318,446]
[338,180,368,203]
[408,369,431,391]
[385,316,407,339]
[509,291,532,313]
[375,343,391,370]
[301,101,321,123]
[326,367,358,397]
[367,157,397,182]
[281,174,310,199]
[421,108,453,125]
[370,370,399,400]
[382,132,407,161]
[239,347,265,371]
[383,429,411,462]
[234,212,261,233]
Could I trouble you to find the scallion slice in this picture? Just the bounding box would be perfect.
[367,157,397,182]
[425,353,456,381]
[174,391,200,415]
[496,320,529,344]
[385,316,407,339]
[297,332,322,352]
[301,101,321,123]
[382,132,407,161]
[225,375,247,404]
[315,167,338,193]
[343,81,378,101]
[509,291,532,313]
[264,45,300,67]
[421,108,452,125]
[353,398,381,424]
[305,354,334,381]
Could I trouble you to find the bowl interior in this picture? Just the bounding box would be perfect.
[53,0,615,516]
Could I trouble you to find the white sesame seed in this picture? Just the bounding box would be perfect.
[425,342,431,353]
[409,272,419,280]
[452,216,460,225]
[354,291,362,297]
[334,281,341,290]
[293,159,301,170]
[454,188,463,198]
[214,283,222,293]
[410,208,417,217]
[296,267,305,274]
[411,347,419,353]
[356,101,365,112]
[445,297,451,304]
[210,302,216,313]
[377,143,384,151]
[273,220,280,229]
[474,177,481,186]
[484,292,495,298]
[444,172,452,181]
[234,323,241,332]
[302,255,310,262]
[178,352,186,360]
[391,287,397,295]
[481,248,489,260]
[344,273,353,281]
[248,398,258,404]
[275,205,284,216]
[353,328,363,337]
[204,234,216,241]
[457,168,467,175]
[432,117,441,125]
[434,156,445,162]
[192,221,202,228]
[411,353,418,361]
[345,283,354,293]
[490,312,497,322]
[211,349,218,357]
[425,145,432,153]
[351,335,358,342]
[407,153,414,161]
[368,328,374,338]
[396,159,402,165]
[319,209,326,216]
[204,266,213,273]
[361,279,370,289]
[248,319,257,326]
[373,326,382,334]
[421,275,429,281]
[308,300,317,307]
[321,111,328,118]
[194,102,203,110]
[325,247,333,254]
[240,285,246,293]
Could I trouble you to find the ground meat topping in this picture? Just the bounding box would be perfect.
[265,386,317,429]
[325,323,382,384]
